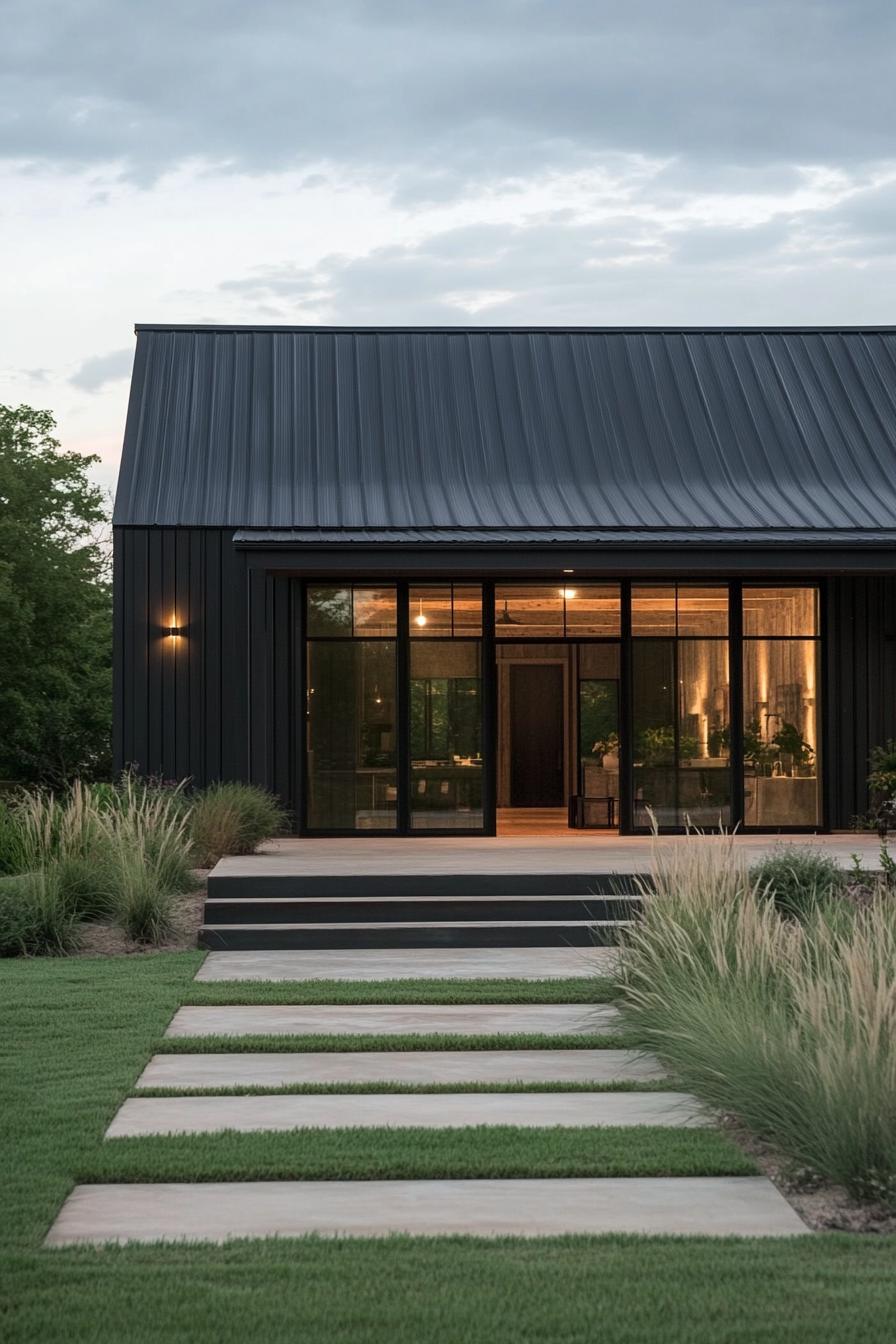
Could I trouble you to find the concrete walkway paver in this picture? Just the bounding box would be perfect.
[164,1003,617,1038]
[194,947,613,981]
[106,1090,705,1136]
[46,1177,808,1244]
[136,1048,665,1089]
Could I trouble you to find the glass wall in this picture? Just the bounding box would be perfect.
[305,586,397,830]
[742,586,821,827]
[409,585,483,829]
[301,579,823,835]
[495,583,620,636]
[578,644,621,827]
[631,585,731,828]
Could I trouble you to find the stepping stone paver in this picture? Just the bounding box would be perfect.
[136,1048,665,1089]
[164,1003,616,1038]
[195,948,614,981]
[45,1177,809,1244]
[106,1090,705,1136]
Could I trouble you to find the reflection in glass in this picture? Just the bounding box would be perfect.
[676,587,729,636]
[306,585,397,637]
[495,586,564,636]
[632,640,730,827]
[306,586,352,636]
[743,639,821,826]
[563,583,621,636]
[409,584,483,637]
[743,587,819,636]
[495,583,621,637]
[306,641,397,829]
[352,587,397,636]
[410,642,482,829]
[631,586,676,637]
[632,584,728,636]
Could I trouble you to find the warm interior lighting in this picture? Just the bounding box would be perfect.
[414,598,428,627]
[167,622,183,638]
[559,588,577,600]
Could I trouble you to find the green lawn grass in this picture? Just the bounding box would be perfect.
[157,1030,635,1052]
[89,1123,751,1182]
[4,952,896,1344]
[134,1079,678,1097]
[185,975,615,1004]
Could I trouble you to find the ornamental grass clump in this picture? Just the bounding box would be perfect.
[190,782,289,867]
[0,867,81,956]
[95,779,194,943]
[617,829,896,1204]
[12,782,111,918]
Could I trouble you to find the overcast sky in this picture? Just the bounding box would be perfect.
[3,0,896,496]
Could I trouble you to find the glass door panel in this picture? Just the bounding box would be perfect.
[632,641,677,828]
[677,639,731,826]
[410,641,483,829]
[306,640,397,830]
[631,638,731,828]
[743,637,821,827]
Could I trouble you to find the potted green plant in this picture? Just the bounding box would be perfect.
[636,726,676,768]
[743,718,775,773]
[771,721,815,775]
[707,724,730,760]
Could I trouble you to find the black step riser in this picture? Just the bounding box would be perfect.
[198,925,627,951]
[207,872,644,899]
[202,898,641,925]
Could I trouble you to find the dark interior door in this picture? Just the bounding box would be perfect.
[509,663,564,806]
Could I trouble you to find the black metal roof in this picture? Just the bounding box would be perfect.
[115,325,896,537]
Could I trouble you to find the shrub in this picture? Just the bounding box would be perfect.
[618,831,896,1204]
[190,782,289,867]
[749,846,845,920]
[0,867,81,956]
[869,740,896,801]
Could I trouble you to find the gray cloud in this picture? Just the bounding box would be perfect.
[3,0,895,196]
[70,347,133,392]
[218,181,896,326]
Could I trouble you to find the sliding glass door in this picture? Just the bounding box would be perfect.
[630,586,731,828]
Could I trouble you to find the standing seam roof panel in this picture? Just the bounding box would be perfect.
[114,326,896,531]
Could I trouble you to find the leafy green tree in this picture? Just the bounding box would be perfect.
[0,405,112,783]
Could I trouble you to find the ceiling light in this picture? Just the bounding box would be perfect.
[559,588,577,600]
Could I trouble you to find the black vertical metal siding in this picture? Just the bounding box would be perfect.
[114,527,251,790]
[826,575,896,826]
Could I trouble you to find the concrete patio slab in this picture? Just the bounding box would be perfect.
[46,1177,809,1244]
[106,1090,705,1136]
[216,831,880,878]
[194,947,613,981]
[164,1003,617,1038]
[136,1048,663,1089]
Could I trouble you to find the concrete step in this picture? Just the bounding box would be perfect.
[202,895,640,924]
[198,919,628,951]
[193,947,612,982]
[136,1048,663,1089]
[106,1090,707,1136]
[164,1002,618,1038]
[207,870,643,899]
[46,1177,810,1244]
